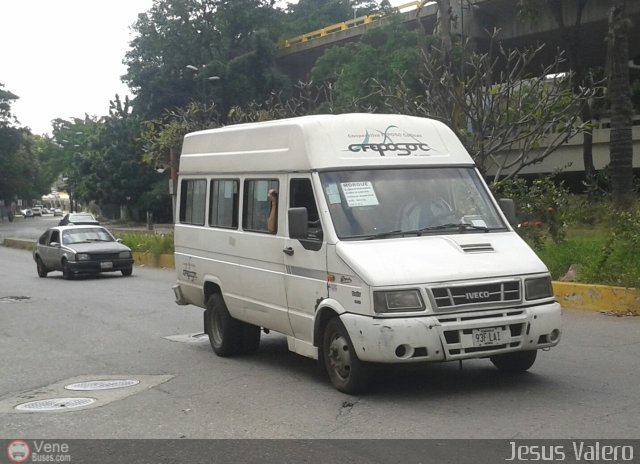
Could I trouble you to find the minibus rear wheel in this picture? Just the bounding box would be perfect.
[205,294,243,356]
[205,294,260,356]
[490,350,537,372]
[322,317,371,394]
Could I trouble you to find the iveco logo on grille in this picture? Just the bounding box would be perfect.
[465,291,491,300]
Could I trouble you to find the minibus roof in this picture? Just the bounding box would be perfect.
[180,113,474,174]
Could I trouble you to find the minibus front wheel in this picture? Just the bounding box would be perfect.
[490,349,537,373]
[323,317,372,394]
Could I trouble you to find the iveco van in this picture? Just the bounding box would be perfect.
[172,113,562,393]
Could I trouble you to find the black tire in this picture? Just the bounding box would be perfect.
[36,257,48,278]
[121,267,133,277]
[204,294,260,356]
[61,258,74,280]
[490,350,537,373]
[238,323,261,355]
[323,317,371,394]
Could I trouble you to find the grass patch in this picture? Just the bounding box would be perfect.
[114,232,174,256]
[534,229,640,288]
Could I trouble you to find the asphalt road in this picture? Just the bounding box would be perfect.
[1,217,640,444]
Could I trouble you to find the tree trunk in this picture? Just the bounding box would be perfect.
[607,0,634,209]
[546,0,596,191]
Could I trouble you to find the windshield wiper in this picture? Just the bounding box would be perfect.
[363,229,406,240]
[412,223,491,235]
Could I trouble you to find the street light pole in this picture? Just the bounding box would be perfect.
[185,64,220,107]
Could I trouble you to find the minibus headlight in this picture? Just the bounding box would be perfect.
[374,290,424,313]
[76,253,90,261]
[525,276,553,300]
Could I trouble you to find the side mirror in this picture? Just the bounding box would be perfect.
[498,198,517,226]
[288,207,309,240]
[50,242,60,247]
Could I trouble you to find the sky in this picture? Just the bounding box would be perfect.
[2,0,411,136]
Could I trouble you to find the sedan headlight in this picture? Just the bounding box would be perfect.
[525,275,553,300]
[119,251,132,259]
[76,253,90,261]
[374,290,425,313]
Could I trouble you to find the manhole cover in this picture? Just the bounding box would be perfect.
[0,296,30,303]
[15,397,96,411]
[65,379,140,391]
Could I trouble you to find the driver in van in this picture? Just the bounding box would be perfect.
[399,182,453,230]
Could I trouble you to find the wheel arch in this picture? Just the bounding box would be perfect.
[313,299,347,347]
[203,278,223,335]
[203,277,223,305]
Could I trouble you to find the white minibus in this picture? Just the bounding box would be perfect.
[173,113,562,393]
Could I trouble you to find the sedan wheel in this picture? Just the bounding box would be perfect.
[36,257,48,278]
[61,259,73,280]
[121,267,133,277]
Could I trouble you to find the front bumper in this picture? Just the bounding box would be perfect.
[341,302,562,363]
[67,258,134,274]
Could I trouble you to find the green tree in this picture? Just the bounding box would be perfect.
[0,83,51,207]
[87,96,162,221]
[123,0,287,119]
[310,17,419,111]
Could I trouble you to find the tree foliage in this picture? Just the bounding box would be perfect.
[123,0,288,119]
[310,17,419,112]
[0,83,52,204]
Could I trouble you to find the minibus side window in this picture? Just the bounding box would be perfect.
[243,179,279,234]
[209,179,239,229]
[179,179,207,226]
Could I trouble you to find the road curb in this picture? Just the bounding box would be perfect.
[3,237,637,314]
[553,282,639,315]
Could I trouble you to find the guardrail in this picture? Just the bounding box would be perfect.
[278,1,425,49]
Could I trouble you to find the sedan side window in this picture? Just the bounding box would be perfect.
[49,231,60,245]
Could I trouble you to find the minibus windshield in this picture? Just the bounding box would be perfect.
[319,167,508,240]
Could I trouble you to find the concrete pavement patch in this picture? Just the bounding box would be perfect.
[0,374,174,414]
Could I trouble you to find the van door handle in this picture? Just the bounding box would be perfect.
[283,247,294,256]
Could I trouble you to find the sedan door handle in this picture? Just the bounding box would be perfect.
[283,247,294,256]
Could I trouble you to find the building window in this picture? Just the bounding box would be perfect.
[243,179,278,233]
[179,179,206,225]
[210,179,239,229]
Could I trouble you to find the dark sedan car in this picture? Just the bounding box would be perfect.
[33,225,134,279]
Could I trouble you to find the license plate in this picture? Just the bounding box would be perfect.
[100,261,113,269]
[472,327,505,347]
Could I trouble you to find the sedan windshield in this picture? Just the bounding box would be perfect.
[62,228,114,245]
[319,167,507,240]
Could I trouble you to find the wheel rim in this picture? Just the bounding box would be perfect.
[211,308,223,347]
[327,332,352,381]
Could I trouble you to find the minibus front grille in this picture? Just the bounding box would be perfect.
[430,280,521,310]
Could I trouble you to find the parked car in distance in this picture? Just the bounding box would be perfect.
[33,225,134,279]
[42,207,50,214]
[20,208,34,218]
[53,208,63,216]
[58,212,99,226]
[32,206,42,216]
